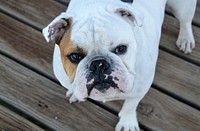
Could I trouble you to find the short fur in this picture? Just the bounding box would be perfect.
[43,0,197,130]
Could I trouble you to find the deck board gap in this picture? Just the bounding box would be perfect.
[139,123,154,131]
[0,9,41,32]
[0,50,123,119]
[56,0,70,6]
[0,97,55,131]
[0,50,59,86]
[159,45,200,66]
[1,6,199,67]
[152,83,200,111]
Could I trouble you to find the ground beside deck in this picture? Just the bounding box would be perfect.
[0,0,200,131]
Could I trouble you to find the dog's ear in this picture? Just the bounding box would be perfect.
[42,13,72,44]
[114,7,143,26]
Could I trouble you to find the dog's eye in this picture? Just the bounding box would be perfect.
[67,53,85,64]
[113,45,127,55]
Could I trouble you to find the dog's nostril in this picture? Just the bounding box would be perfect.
[90,60,110,72]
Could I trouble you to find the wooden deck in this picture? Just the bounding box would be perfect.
[0,0,199,130]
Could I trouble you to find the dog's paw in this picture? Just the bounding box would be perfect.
[115,115,140,131]
[66,90,78,103]
[176,36,195,54]
[176,24,195,54]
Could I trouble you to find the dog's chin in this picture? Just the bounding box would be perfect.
[88,85,124,101]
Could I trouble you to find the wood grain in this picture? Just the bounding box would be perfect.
[194,0,200,25]
[0,13,54,77]
[0,0,200,130]
[0,0,66,29]
[0,54,118,131]
[0,105,43,131]
[106,86,200,131]
[1,7,199,109]
[1,11,200,130]
[0,0,199,64]
[155,50,200,107]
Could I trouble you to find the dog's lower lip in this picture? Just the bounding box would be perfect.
[95,83,110,87]
[93,82,111,92]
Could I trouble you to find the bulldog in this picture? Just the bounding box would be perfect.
[42,0,196,130]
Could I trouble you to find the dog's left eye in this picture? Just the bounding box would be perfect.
[67,53,85,64]
[113,45,127,55]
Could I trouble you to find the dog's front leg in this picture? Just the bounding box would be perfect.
[116,98,140,131]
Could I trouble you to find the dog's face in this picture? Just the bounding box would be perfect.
[43,1,143,101]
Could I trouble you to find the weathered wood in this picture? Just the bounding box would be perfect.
[0,54,118,131]
[1,11,200,130]
[0,105,44,131]
[0,0,199,64]
[155,50,200,107]
[0,0,200,130]
[194,0,200,25]
[1,5,200,108]
[106,86,200,131]
[0,0,66,29]
[0,12,54,77]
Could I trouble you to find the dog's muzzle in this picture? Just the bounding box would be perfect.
[86,57,120,96]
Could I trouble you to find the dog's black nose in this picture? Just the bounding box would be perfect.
[90,60,110,73]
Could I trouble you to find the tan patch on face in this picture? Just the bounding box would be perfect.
[59,18,86,82]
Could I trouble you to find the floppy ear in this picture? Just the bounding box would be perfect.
[53,44,71,90]
[114,7,143,26]
[42,12,71,44]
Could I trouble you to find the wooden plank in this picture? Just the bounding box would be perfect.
[0,0,198,130]
[105,86,200,131]
[0,11,200,130]
[155,50,200,107]
[161,15,200,65]
[0,0,66,29]
[0,105,44,131]
[0,4,200,107]
[194,0,200,25]
[0,0,199,64]
[0,54,118,130]
[0,12,54,77]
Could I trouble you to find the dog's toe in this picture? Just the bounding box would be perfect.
[176,36,195,54]
[115,117,140,131]
[66,90,78,103]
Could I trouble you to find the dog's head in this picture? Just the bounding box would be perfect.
[43,0,143,101]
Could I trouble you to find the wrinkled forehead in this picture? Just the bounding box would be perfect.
[70,16,134,50]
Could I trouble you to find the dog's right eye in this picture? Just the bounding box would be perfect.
[67,53,85,64]
[113,45,127,55]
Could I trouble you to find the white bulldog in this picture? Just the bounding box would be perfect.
[42,0,196,130]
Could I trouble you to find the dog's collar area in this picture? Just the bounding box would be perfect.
[121,0,134,3]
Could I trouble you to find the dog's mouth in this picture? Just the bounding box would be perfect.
[88,82,111,95]
[86,80,123,97]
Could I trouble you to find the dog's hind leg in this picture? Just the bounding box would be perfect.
[166,0,197,54]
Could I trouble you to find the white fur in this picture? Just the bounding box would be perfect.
[43,0,196,130]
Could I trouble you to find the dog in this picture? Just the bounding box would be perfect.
[42,0,196,130]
